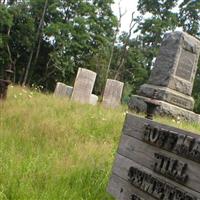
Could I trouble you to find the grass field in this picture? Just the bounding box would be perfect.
[1,86,200,200]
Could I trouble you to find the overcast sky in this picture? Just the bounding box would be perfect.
[112,0,139,32]
[112,0,184,33]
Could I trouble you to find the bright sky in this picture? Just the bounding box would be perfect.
[112,0,184,33]
[112,0,139,33]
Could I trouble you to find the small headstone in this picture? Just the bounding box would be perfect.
[54,82,73,98]
[129,31,200,122]
[89,94,98,105]
[71,68,97,104]
[66,86,73,97]
[102,79,124,108]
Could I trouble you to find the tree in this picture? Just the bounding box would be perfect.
[0,0,117,90]
[0,4,13,77]
[136,0,179,70]
[179,0,200,36]
[22,0,48,86]
[42,0,117,88]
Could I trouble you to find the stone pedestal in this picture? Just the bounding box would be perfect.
[71,68,97,104]
[129,95,200,122]
[129,32,200,122]
[102,79,124,108]
[139,84,194,110]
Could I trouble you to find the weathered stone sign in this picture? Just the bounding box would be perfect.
[102,79,124,108]
[71,68,97,104]
[107,114,200,200]
[54,82,73,97]
[129,32,200,122]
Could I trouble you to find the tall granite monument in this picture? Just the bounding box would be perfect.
[129,31,200,122]
[71,68,97,104]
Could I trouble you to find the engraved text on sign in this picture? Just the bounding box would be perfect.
[107,114,200,200]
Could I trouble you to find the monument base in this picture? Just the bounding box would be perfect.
[139,84,194,110]
[128,95,200,123]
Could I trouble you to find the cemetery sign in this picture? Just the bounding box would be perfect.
[107,114,200,200]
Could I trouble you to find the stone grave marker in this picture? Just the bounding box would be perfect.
[89,94,98,105]
[129,31,200,122]
[71,68,96,104]
[66,86,73,97]
[107,113,200,200]
[102,79,124,108]
[54,82,73,97]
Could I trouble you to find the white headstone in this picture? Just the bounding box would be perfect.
[54,82,73,98]
[89,94,98,105]
[102,79,124,108]
[66,86,73,97]
[71,68,97,104]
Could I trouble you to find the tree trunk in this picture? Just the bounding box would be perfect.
[22,50,34,86]
[114,12,138,80]
[105,0,126,81]
[22,0,48,86]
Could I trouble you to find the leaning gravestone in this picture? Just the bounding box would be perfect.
[129,31,200,122]
[107,113,200,200]
[71,68,96,104]
[102,79,124,108]
[54,82,73,97]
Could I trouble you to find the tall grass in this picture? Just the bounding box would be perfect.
[1,86,200,200]
[0,86,125,200]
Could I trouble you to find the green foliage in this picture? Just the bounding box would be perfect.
[179,0,200,36]
[136,0,179,62]
[37,0,117,88]
[0,4,13,72]
[0,0,117,89]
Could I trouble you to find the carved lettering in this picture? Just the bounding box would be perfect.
[128,167,197,200]
[150,127,160,143]
[185,193,197,200]
[143,124,152,141]
[162,184,175,200]
[154,153,188,183]
[164,131,178,150]
[156,128,168,147]
[143,123,200,163]
[170,97,188,107]
[174,189,185,200]
[182,136,195,155]
[130,194,144,200]
[152,180,165,199]
[175,161,188,183]
[140,174,154,193]
[189,140,200,162]
[167,158,177,177]
[174,134,187,154]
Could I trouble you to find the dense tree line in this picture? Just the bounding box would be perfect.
[0,0,117,92]
[0,0,200,110]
